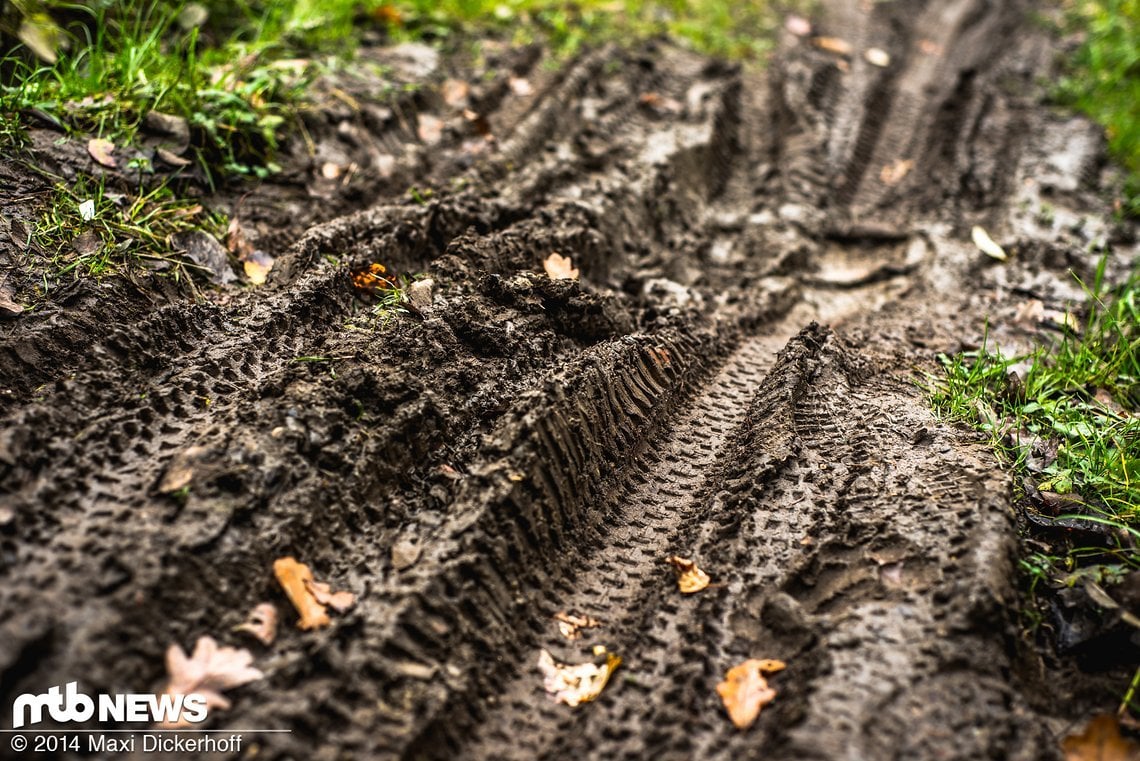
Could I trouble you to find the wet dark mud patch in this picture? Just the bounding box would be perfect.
[2,0,1140,759]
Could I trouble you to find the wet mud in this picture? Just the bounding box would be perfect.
[1,0,1137,759]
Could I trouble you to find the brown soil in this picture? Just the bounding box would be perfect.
[1,1,1137,759]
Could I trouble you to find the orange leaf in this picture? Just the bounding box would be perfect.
[273,557,339,630]
[1062,715,1140,761]
[716,659,784,730]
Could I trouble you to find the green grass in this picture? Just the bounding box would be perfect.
[389,0,787,59]
[930,262,1140,570]
[30,171,226,282]
[1057,0,1140,216]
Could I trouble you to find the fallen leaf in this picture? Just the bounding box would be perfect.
[543,252,579,281]
[171,230,237,285]
[273,557,353,630]
[716,659,785,730]
[87,138,117,168]
[1062,715,1140,761]
[305,578,355,613]
[157,446,206,494]
[813,36,853,56]
[971,225,1008,261]
[156,148,192,167]
[879,158,914,186]
[537,649,621,707]
[553,611,603,640]
[785,15,812,36]
[352,262,398,295]
[418,114,445,145]
[233,603,278,646]
[441,78,470,108]
[160,636,263,728]
[509,76,533,96]
[242,250,275,286]
[864,47,891,67]
[0,281,24,318]
[666,556,711,594]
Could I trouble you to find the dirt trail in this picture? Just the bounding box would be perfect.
[0,0,1134,759]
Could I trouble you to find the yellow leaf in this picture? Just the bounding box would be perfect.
[666,555,711,594]
[543,252,579,281]
[537,649,621,707]
[1062,715,1140,761]
[716,659,784,730]
[971,225,1008,261]
[242,250,275,286]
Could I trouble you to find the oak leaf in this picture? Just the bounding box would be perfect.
[159,636,263,728]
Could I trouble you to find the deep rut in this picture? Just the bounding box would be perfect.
[453,334,777,760]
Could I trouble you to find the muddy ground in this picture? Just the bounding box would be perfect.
[1,0,1138,758]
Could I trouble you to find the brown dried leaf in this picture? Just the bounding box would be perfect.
[0,282,24,318]
[156,148,192,167]
[537,649,621,707]
[87,138,117,168]
[543,252,579,281]
[813,36,853,56]
[1062,715,1140,761]
[716,659,783,730]
[273,556,343,630]
[879,158,914,186]
[553,611,603,640]
[665,555,711,594]
[160,636,263,728]
[233,603,278,646]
